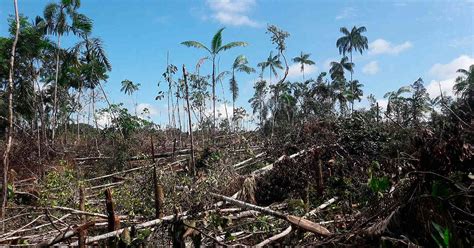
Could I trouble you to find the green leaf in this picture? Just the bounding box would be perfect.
[211,27,225,53]
[181,41,210,53]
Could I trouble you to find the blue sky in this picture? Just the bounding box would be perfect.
[1,0,473,126]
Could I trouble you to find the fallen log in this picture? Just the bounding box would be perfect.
[256,196,339,246]
[70,212,183,245]
[256,226,292,247]
[38,221,96,247]
[308,197,339,216]
[233,152,266,169]
[251,149,308,176]
[82,158,187,183]
[210,192,331,236]
[73,149,190,162]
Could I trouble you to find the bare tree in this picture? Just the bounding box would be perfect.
[1,0,20,226]
[182,65,195,177]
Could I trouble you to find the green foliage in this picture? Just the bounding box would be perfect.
[208,212,231,231]
[99,103,154,137]
[114,173,154,217]
[367,176,390,193]
[288,198,305,215]
[252,215,274,233]
[431,180,451,198]
[40,167,76,207]
[431,222,451,248]
[367,161,390,193]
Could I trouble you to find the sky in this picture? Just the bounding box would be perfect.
[1,0,473,127]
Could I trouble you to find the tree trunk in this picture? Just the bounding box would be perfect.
[220,78,229,130]
[76,87,82,143]
[182,65,195,177]
[105,188,120,235]
[78,186,87,248]
[52,34,61,142]
[212,56,216,139]
[97,81,124,137]
[176,93,182,147]
[1,0,19,226]
[350,51,354,114]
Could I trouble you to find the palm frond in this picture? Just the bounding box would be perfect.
[71,13,92,37]
[181,41,210,53]
[211,27,225,53]
[237,65,256,74]
[216,71,230,81]
[218,41,247,53]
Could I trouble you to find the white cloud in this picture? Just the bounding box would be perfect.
[137,103,159,117]
[287,63,318,79]
[362,61,379,75]
[323,58,335,71]
[369,39,413,55]
[376,99,388,111]
[336,7,356,20]
[426,78,456,98]
[206,0,260,27]
[426,55,474,98]
[96,112,112,128]
[429,55,474,80]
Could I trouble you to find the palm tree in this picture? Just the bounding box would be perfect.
[43,0,92,140]
[345,80,364,110]
[329,56,353,80]
[454,64,474,101]
[181,28,247,135]
[249,80,268,127]
[121,79,140,116]
[230,55,255,124]
[292,51,315,80]
[71,36,112,133]
[258,51,283,83]
[330,57,353,115]
[121,80,140,96]
[336,26,368,112]
[384,86,411,124]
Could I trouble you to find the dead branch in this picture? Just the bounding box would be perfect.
[233,152,266,169]
[256,196,339,246]
[251,149,307,176]
[38,220,96,247]
[210,192,331,236]
[0,215,44,239]
[256,226,292,247]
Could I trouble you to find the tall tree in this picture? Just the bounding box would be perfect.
[1,0,20,225]
[71,36,112,133]
[257,51,283,83]
[346,79,364,111]
[181,28,247,136]
[453,64,474,102]
[329,56,353,81]
[410,78,430,125]
[292,51,315,80]
[120,79,140,96]
[121,79,140,115]
[384,86,411,125]
[249,80,268,127]
[336,26,368,112]
[230,55,255,126]
[330,56,353,115]
[43,0,92,140]
[182,65,195,176]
